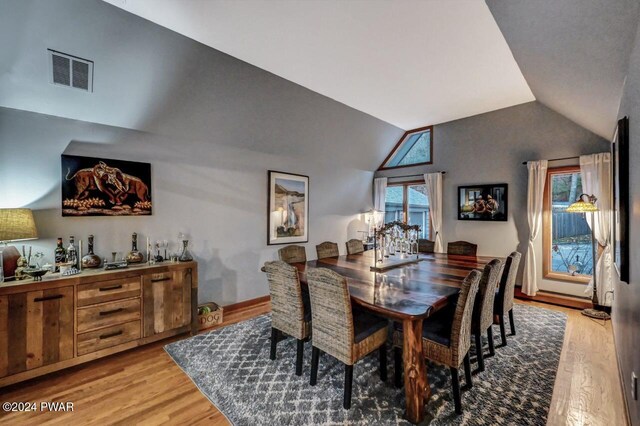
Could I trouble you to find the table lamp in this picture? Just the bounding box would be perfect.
[566,194,609,320]
[0,208,38,281]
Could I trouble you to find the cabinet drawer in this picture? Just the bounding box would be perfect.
[78,278,140,307]
[77,298,141,333]
[77,320,140,356]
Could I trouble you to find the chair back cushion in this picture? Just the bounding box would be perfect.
[497,251,522,313]
[306,267,354,364]
[345,239,365,255]
[316,241,339,259]
[418,239,435,254]
[447,241,478,256]
[472,259,504,331]
[264,261,307,339]
[278,245,307,264]
[450,269,482,366]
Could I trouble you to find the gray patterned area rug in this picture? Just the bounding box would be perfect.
[164,304,566,425]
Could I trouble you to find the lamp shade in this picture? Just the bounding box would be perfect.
[566,194,598,213]
[0,208,38,242]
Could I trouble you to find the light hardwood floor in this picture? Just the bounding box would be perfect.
[0,300,628,425]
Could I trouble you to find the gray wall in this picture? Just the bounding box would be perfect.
[376,101,609,297]
[613,19,640,426]
[0,0,403,306]
[0,104,397,306]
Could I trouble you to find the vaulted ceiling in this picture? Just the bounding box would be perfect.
[2,0,638,142]
[102,0,535,130]
[486,0,640,139]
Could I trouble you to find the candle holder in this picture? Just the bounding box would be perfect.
[371,221,421,271]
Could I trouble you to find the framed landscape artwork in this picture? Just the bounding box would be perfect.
[268,171,309,245]
[613,116,630,283]
[61,154,152,216]
[458,183,508,221]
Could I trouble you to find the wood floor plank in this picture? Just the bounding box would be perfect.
[0,299,628,425]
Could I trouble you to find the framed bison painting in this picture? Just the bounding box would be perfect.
[61,155,152,216]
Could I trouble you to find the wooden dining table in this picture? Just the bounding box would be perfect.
[293,250,497,424]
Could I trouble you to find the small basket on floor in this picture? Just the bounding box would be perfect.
[198,302,224,331]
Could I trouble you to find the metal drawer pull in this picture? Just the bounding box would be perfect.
[34,295,63,302]
[99,308,124,316]
[99,330,123,340]
[151,277,171,282]
[99,285,123,292]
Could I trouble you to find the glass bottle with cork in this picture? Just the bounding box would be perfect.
[67,236,78,269]
[126,232,144,264]
[54,237,66,272]
[81,234,101,268]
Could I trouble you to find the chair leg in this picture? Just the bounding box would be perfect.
[474,333,485,372]
[310,346,320,385]
[270,328,278,360]
[393,347,402,388]
[450,367,462,414]
[463,354,472,389]
[499,314,507,346]
[379,344,387,382]
[509,309,516,336]
[344,364,354,409]
[295,339,304,376]
[487,327,495,357]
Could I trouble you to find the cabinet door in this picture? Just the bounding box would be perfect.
[0,287,74,378]
[142,269,192,337]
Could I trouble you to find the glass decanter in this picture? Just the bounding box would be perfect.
[179,239,193,262]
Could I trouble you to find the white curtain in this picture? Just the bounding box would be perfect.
[373,177,387,226]
[580,153,613,306]
[424,172,444,252]
[523,160,548,296]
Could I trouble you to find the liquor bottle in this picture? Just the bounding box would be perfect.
[67,236,78,269]
[126,232,144,264]
[54,237,66,272]
[81,235,101,269]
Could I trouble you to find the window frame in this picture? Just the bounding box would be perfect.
[542,165,591,284]
[385,180,432,239]
[378,125,434,171]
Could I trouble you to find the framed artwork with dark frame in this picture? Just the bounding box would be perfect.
[267,171,309,245]
[612,116,630,283]
[458,183,508,221]
[61,154,152,216]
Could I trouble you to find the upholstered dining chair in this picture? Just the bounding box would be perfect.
[306,267,388,409]
[494,252,522,346]
[263,261,311,376]
[345,239,365,255]
[316,241,339,259]
[278,245,307,264]
[393,269,482,414]
[418,239,435,254]
[471,259,504,372]
[447,241,478,256]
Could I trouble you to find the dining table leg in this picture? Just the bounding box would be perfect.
[402,318,429,424]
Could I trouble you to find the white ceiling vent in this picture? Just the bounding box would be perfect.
[48,50,93,92]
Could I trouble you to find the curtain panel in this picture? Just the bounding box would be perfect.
[523,160,548,296]
[373,177,387,226]
[424,173,444,253]
[580,153,613,306]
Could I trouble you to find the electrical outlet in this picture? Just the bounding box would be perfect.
[633,372,638,401]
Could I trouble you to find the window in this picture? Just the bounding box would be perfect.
[543,166,593,283]
[384,183,430,239]
[378,126,433,170]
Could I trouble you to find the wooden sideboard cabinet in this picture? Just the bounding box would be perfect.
[0,261,197,387]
